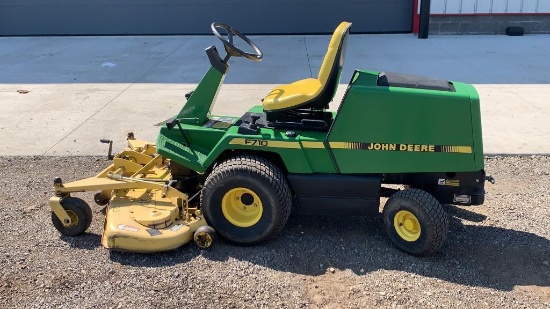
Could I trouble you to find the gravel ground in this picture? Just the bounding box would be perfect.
[0,156,548,308]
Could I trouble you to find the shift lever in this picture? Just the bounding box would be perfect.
[250,114,260,129]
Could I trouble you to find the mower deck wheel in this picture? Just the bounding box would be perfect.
[94,192,110,206]
[194,226,217,249]
[383,189,448,256]
[51,197,93,236]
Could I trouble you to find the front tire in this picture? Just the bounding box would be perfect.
[201,155,292,245]
[383,189,448,256]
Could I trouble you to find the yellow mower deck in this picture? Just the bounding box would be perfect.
[49,137,213,252]
[102,189,206,252]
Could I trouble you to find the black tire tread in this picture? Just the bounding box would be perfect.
[201,155,292,244]
[51,197,93,236]
[384,188,448,256]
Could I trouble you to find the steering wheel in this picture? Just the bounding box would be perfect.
[211,22,263,62]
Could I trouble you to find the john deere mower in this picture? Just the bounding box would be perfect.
[50,22,492,256]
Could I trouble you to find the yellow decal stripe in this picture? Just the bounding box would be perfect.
[329,142,473,154]
[455,146,473,154]
[229,138,472,153]
[267,141,301,149]
[229,138,244,145]
[329,142,351,149]
[301,141,325,149]
[439,145,472,153]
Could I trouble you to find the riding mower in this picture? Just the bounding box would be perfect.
[50,22,492,256]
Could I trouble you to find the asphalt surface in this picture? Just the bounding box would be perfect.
[0,34,549,155]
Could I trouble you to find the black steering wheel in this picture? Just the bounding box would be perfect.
[211,22,263,62]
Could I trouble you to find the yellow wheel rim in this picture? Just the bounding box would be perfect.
[221,188,263,227]
[394,210,421,242]
[66,210,79,228]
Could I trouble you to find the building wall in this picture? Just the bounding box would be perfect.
[431,0,550,14]
[0,0,412,36]
[428,0,550,34]
[430,14,550,34]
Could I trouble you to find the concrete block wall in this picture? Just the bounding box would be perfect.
[430,15,550,34]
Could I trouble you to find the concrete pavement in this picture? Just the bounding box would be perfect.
[0,33,549,155]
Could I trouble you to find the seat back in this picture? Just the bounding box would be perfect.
[308,21,352,109]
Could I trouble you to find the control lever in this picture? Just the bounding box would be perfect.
[237,114,261,135]
[166,118,190,146]
[100,139,113,160]
[250,114,260,130]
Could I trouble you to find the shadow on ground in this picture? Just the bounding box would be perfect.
[100,206,549,291]
[60,233,102,250]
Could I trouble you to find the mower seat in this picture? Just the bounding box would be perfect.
[263,22,352,113]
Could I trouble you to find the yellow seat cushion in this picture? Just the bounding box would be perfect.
[263,78,322,112]
[262,21,352,112]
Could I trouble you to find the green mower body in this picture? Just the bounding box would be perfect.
[159,70,484,175]
[152,22,489,255]
[157,65,486,213]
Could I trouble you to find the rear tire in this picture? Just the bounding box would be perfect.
[383,189,448,256]
[201,155,292,245]
[51,197,93,236]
